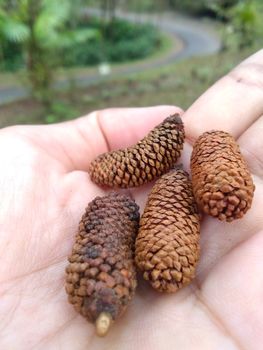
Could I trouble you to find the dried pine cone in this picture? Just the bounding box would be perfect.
[65,193,140,336]
[135,169,200,292]
[89,114,185,188]
[191,130,255,222]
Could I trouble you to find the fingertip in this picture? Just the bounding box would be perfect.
[183,52,263,143]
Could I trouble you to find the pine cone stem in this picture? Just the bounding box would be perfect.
[95,312,112,337]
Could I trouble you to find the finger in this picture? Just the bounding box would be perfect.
[183,49,263,142]
[79,105,183,150]
[57,105,182,171]
[93,105,183,150]
[237,114,263,178]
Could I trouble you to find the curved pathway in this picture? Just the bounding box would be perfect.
[0,11,221,105]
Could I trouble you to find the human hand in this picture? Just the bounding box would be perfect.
[0,49,263,350]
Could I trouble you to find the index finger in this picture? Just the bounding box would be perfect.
[183,49,263,142]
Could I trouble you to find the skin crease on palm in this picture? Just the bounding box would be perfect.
[0,50,263,350]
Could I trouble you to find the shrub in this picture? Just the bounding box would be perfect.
[62,19,163,66]
[0,41,24,71]
[1,17,164,71]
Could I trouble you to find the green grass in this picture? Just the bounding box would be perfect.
[0,46,258,128]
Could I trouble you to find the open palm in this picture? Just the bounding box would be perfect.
[1,50,263,350]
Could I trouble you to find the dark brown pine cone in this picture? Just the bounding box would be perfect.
[88,114,185,188]
[65,193,140,336]
[135,169,200,292]
[191,130,255,222]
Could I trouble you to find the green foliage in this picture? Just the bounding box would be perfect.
[0,0,98,108]
[0,40,24,71]
[59,28,100,49]
[0,0,70,106]
[1,20,29,43]
[165,0,239,16]
[45,101,79,123]
[62,19,163,66]
[229,1,261,48]
[100,19,162,63]
[34,0,71,47]
[211,0,263,50]
[59,27,102,66]
[0,5,163,69]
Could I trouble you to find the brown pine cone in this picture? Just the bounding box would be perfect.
[88,114,185,188]
[191,130,255,222]
[135,169,200,292]
[65,193,140,336]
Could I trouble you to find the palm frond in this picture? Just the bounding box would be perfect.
[35,0,70,41]
[2,19,29,43]
[57,28,100,48]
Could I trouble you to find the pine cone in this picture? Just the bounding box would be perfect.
[88,114,185,188]
[135,169,200,292]
[191,130,255,222]
[65,193,140,336]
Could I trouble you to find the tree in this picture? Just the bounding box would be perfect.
[100,0,119,22]
[211,0,262,50]
[0,0,97,109]
[229,0,259,49]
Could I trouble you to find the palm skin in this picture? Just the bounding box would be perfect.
[0,51,263,350]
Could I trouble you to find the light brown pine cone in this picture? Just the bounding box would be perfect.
[65,193,140,336]
[191,130,255,222]
[135,169,200,292]
[88,114,185,188]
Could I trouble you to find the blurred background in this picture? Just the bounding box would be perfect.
[0,0,262,127]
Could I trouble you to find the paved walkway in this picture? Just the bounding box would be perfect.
[0,11,221,105]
